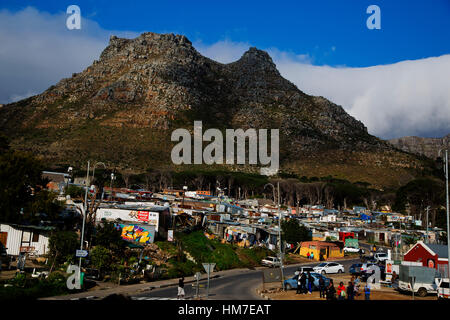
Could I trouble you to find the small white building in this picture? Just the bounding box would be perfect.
[0,224,53,256]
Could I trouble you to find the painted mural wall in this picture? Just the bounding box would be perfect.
[115,224,155,244]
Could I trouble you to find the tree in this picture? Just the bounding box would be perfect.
[0,144,46,223]
[281,219,311,244]
[93,221,126,255]
[48,231,79,268]
[90,246,112,275]
[25,190,64,224]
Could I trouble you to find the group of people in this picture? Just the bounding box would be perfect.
[306,252,314,260]
[296,272,372,300]
[326,275,372,300]
[296,271,316,294]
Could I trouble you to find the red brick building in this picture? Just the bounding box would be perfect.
[403,241,449,275]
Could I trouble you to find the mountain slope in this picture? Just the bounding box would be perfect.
[389,134,449,159]
[0,32,426,188]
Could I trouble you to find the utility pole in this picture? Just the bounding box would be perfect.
[277,181,285,290]
[445,150,449,279]
[439,148,450,280]
[426,206,430,244]
[79,160,90,281]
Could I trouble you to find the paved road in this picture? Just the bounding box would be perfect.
[131,258,359,300]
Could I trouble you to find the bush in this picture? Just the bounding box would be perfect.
[90,246,112,275]
[48,231,79,266]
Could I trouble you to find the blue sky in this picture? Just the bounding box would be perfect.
[0,1,449,139]
[2,0,450,67]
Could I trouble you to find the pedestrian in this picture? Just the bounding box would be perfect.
[177,276,185,299]
[326,279,336,300]
[364,283,371,300]
[347,281,354,300]
[310,252,314,260]
[307,252,310,260]
[296,274,302,294]
[300,272,307,294]
[307,272,314,294]
[354,276,361,296]
[318,276,326,298]
[359,248,363,260]
[337,281,346,300]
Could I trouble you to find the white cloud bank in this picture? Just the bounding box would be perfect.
[1,7,449,139]
[0,7,137,104]
[198,42,450,139]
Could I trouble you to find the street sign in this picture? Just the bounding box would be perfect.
[76,249,88,258]
[202,263,215,274]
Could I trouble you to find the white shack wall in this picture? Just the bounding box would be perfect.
[0,224,50,256]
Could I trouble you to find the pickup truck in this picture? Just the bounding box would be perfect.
[397,265,440,297]
[261,256,281,268]
[374,252,389,262]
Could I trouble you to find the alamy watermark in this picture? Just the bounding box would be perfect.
[171,121,279,176]
[66,5,81,30]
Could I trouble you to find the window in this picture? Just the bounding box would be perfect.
[32,232,39,242]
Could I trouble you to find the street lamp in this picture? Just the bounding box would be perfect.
[264,182,285,290]
[110,173,116,200]
[79,161,90,279]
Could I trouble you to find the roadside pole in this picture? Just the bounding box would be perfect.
[78,160,90,282]
[426,206,429,244]
[445,150,450,280]
[277,181,285,290]
[203,263,215,300]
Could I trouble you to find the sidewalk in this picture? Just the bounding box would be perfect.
[40,257,358,300]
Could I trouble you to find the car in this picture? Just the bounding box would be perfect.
[361,264,385,282]
[374,252,389,262]
[436,278,450,300]
[294,266,315,275]
[313,262,345,275]
[349,263,363,275]
[284,272,331,290]
[261,256,281,268]
[343,247,361,253]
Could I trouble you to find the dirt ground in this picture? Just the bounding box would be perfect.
[263,273,437,301]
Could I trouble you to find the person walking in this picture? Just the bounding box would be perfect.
[337,281,346,300]
[177,276,185,299]
[318,276,326,298]
[300,272,307,294]
[354,276,361,296]
[326,279,336,300]
[347,281,355,300]
[307,272,314,294]
[307,252,310,260]
[364,283,371,300]
[296,274,302,294]
[310,252,314,260]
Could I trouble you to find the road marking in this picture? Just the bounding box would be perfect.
[131,296,179,300]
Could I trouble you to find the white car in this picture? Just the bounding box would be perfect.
[374,252,388,262]
[437,278,450,300]
[313,262,345,275]
[261,256,281,268]
[344,247,363,253]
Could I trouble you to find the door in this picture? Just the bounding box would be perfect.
[0,232,7,247]
[328,262,338,273]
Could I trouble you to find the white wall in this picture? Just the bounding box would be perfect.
[0,224,50,256]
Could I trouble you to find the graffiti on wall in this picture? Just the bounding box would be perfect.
[116,224,155,244]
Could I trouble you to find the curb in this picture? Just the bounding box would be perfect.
[256,289,271,300]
